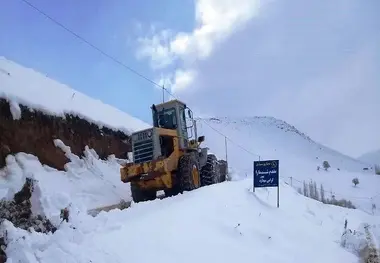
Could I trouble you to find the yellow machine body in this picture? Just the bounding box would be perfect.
[120,128,178,190]
[120,127,200,191]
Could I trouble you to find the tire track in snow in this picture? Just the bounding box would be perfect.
[87,193,166,216]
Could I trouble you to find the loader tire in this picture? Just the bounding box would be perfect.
[130,182,156,203]
[200,154,221,186]
[164,188,179,198]
[177,153,201,193]
[218,160,228,182]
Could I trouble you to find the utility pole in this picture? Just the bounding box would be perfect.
[225,136,229,175]
[162,85,165,103]
[224,136,228,163]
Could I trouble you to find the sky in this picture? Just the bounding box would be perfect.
[1,0,379,158]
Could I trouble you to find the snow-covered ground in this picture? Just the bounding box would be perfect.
[1,57,379,262]
[2,179,379,263]
[197,117,380,215]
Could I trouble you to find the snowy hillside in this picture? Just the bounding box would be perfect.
[2,179,379,263]
[197,117,380,214]
[198,117,370,172]
[359,149,380,166]
[0,147,132,220]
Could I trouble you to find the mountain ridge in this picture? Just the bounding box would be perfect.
[200,116,369,168]
[358,149,380,166]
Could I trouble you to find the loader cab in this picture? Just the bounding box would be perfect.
[151,99,195,151]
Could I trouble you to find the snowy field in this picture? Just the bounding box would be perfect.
[1,179,379,263]
[1,57,379,262]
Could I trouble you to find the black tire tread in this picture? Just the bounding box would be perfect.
[177,153,199,193]
[131,182,156,203]
[218,160,228,182]
[200,154,220,186]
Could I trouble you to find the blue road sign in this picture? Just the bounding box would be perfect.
[254,160,279,188]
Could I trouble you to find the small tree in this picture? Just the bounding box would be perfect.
[309,180,315,199]
[317,166,320,171]
[320,184,325,203]
[323,161,331,171]
[352,177,359,187]
[313,181,319,201]
[303,181,309,197]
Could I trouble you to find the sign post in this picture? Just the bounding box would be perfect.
[253,160,280,208]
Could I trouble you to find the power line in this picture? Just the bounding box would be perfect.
[19,0,262,161]
[20,0,178,102]
[19,0,162,89]
[19,0,180,105]
[198,119,261,158]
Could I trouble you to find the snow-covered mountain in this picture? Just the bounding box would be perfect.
[199,116,372,172]
[1,57,379,263]
[358,149,380,166]
[197,117,380,213]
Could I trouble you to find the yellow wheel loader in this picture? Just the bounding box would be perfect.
[120,99,227,203]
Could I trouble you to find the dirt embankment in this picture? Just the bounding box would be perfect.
[0,98,132,170]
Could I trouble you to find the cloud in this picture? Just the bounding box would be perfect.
[136,0,262,92]
[136,28,175,70]
[135,0,380,157]
[156,69,197,94]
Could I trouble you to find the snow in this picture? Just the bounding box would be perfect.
[340,224,369,256]
[1,58,380,262]
[0,57,150,134]
[2,179,379,263]
[9,100,21,120]
[0,147,132,222]
[197,117,380,215]
[372,224,380,251]
[359,149,380,166]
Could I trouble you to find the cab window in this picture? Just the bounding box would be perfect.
[158,108,177,129]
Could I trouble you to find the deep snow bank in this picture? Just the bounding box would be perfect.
[2,179,379,263]
[0,144,132,221]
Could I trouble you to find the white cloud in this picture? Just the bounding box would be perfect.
[136,0,262,91]
[136,28,175,70]
[135,0,380,156]
[173,69,197,91]
[156,69,197,94]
